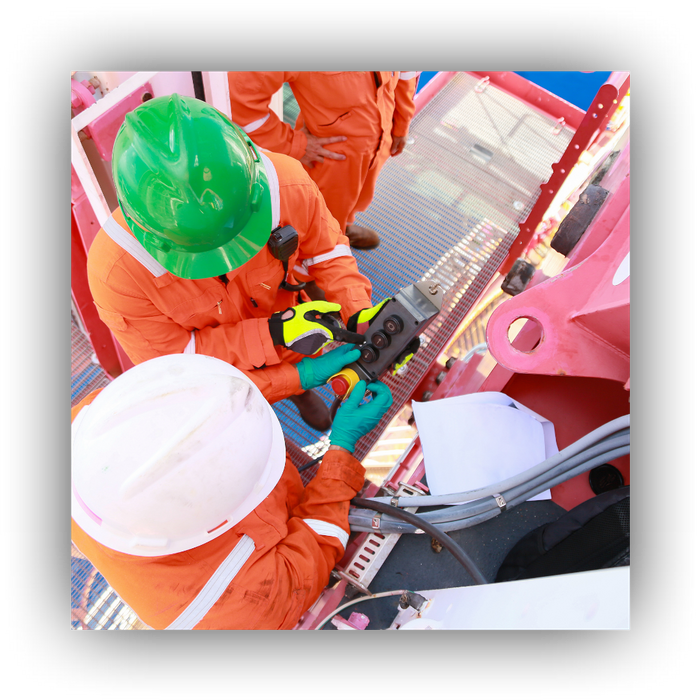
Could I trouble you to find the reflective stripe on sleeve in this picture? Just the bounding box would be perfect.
[399,72,420,80]
[102,217,169,278]
[259,152,281,230]
[183,331,196,354]
[165,535,256,630]
[294,244,354,276]
[240,113,271,134]
[302,519,349,549]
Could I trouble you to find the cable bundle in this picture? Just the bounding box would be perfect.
[349,415,630,534]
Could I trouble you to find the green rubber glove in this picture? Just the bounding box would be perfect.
[297,344,362,391]
[269,301,343,355]
[346,298,390,335]
[329,380,394,453]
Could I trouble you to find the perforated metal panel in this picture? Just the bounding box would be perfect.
[71,312,110,406]
[276,72,574,461]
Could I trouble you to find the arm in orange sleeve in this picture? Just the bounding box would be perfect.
[86,274,303,404]
[241,449,365,629]
[278,164,374,322]
[308,253,374,323]
[190,318,302,403]
[227,72,308,160]
[301,212,374,322]
[392,73,420,137]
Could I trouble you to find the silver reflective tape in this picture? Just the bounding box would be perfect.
[241,112,271,134]
[259,152,281,230]
[302,519,349,549]
[102,217,169,278]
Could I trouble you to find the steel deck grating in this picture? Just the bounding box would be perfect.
[276,72,574,462]
[71,312,110,406]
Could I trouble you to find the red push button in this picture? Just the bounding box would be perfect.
[331,376,350,396]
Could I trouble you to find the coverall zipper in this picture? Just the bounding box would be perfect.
[216,274,228,314]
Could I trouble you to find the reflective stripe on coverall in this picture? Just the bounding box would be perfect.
[71,390,366,630]
[87,150,373,403]
[227,71,420,233]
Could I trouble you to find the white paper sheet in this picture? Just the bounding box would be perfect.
[412,392,559,502]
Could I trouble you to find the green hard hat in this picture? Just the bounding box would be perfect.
[112,94,272,279]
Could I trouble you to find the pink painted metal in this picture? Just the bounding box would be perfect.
[347,612,370,629]
[70,79,96,114]
[469,71,586,129]
[71,82,155,377]
[82,82,153,161]
[353,148,631,516]
[294,579,348,630]
[486,175,629,385]
[299,80,631,621]
[312,177,630,606]
[498,73,630,275]
[597,140,630,199]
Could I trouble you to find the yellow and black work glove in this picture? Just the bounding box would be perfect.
[346,298,390,336]
[269,301,355,356]
[348,298,421,375]
[391,336,421,376]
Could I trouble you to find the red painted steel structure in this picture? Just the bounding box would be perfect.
[327,136,631,607]
[498,72,630,274]
[413,71,630,277]
[71,82,153,378]
[376,145,630,514]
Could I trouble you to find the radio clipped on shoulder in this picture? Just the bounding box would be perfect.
[268,225,306,292]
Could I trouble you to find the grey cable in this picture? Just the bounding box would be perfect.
[349,435,629,529]
[368,415,630,508]
[349,445,629,534]
[409,434,630,525]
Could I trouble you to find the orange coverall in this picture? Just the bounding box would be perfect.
[87,150,373,402]
[228,71,420,232]
[71,391,365,630]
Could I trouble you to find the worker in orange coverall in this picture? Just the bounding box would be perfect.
[71,353,393,630]
[87,94,390,432]
[228,71,421,252]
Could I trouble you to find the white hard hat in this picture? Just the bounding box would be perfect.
[71,354,286,557]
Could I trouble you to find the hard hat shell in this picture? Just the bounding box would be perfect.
[112,94,272,280]
[71,354,286,557]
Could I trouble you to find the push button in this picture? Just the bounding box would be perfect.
[328,367,360,399]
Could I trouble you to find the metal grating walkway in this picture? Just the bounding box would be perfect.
[71,311,110,405]
[275,72,574,461]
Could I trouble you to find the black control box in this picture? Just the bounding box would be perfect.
[349,280,444,382]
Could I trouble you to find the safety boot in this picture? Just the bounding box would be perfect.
[345,224,380,249]
[289,390,332,432]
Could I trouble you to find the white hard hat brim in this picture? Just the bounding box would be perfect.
[71,368,287,558]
